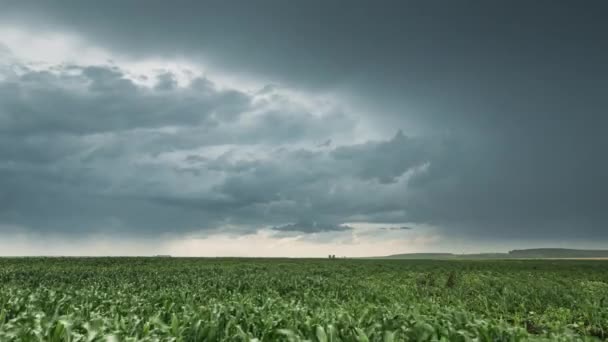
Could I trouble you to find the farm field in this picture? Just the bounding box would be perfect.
[0,258,607,341]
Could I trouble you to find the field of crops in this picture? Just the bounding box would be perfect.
[0,258,607,341]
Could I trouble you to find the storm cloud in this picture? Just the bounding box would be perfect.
[0,0,607,252]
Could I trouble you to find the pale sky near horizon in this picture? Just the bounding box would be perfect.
[0,1,606,256]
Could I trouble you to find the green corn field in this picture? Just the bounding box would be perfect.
[0,258,606,341]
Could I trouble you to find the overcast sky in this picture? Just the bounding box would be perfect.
[0,1,606,256]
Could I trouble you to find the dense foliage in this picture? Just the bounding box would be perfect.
[0,258,607,341]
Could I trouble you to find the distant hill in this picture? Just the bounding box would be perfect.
[374,248,608,259]
[508,248,608,259]
[376,253,509,260]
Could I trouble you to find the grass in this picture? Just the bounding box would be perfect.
[0,258,607,341]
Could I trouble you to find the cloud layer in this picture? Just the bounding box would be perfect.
[1,1,607,254]
[1,54,436,239]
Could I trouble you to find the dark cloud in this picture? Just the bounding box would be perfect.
[0,1,607,245]
[4,1,607,93]
[380,227,413,231]
[331,130,428,184]
[0,58,428,237]
[0,66,251,136]
[272,221,353,234]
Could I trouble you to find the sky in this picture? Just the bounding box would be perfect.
[0,0,606,256]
